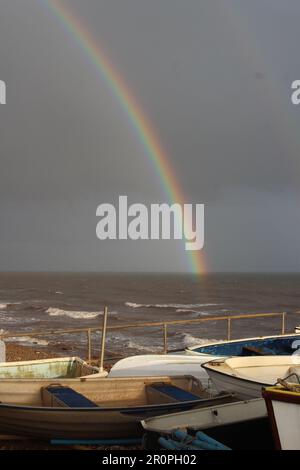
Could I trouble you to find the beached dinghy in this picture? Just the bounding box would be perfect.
[142,397,266,433]
[263,382,300,449]
[202,356,300,399]
[108,354,222,387]
[186,334,300,357]
[0,375,232,439]
[142,398,272,450]
[0,357,104,379]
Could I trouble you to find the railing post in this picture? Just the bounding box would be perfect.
[163,323,168,354]
[227,317,231,341]
[86,328,92,363]
[281,312,286,335]
[99,306,108,372]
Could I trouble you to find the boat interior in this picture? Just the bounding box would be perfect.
[0,376,233,409]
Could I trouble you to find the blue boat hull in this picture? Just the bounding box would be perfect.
[187,334,300,357]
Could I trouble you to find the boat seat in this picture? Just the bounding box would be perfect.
[41,385,97,408]
[146,383,200,404]
[242,345,275,356]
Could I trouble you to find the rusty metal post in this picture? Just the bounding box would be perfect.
[227,317,231,341]
[99,306,108,371]
[281,312,286,335]
[86,328,92,363]
[163,323,168,354]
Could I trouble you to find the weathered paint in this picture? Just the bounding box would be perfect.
[0,358,97,379]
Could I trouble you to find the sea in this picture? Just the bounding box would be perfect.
[0,272,299,359]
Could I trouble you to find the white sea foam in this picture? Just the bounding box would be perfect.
[46,307,100,320]
[175,309,211,316]
[181,333,219,347]
[125,302,221,309]
[126,339,162,353]
[0,302,22,310]
[6,336,49,346]
[46,307,118,319]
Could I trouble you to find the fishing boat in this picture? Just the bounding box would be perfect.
[0,357,104,379]
[202,356,300,399]
[186,333,300,357]
[108,354,222,387]
[263,381,300,450]
[0,375,232,439]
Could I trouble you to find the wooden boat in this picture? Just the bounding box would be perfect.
[0,376,232,439]
[108,354,222,387]
[263,383,300,449]
[186,333,300,357]
[202,356,300,399]
[142,397,266,433]
[0,357,104,379]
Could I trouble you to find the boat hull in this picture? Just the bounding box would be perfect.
[263,387,300,450]
[202,367,266,399]
[0,375,229,439]
[0,357,102,379]
[0,397,231,439]
[109,354,222,388]
[202,356,300,399]
[186,334,300,357]
[142,398,267,433]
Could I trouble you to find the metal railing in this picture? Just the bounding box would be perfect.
[0,309,298,364]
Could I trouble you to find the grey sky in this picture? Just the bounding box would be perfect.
[0,0,300,272]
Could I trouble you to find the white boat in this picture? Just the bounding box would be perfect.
[0,375,232,439]
[108,354,222,388]
[202,356,300,399]
[142,397,267,433]
[263,384,300,450]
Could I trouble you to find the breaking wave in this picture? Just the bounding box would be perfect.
[0,302,21,310]
[125,302,221,310]
[6,336,49,346]
[46,307,118,320]
[175,309,212,316]
[46,307,100,320]
[181,333,219,347]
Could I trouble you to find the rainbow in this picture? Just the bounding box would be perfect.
[44,0,206,274]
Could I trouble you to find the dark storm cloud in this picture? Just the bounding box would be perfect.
[0,0,300,271]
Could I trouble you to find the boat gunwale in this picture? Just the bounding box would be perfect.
[263,387,300,405]
[187,333,300,353]
[0,356,87,367]
[0,393,233,413]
